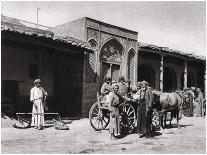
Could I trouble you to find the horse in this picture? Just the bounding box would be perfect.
[153,90,191,129]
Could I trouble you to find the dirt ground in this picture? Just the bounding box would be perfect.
[1,115,206,154]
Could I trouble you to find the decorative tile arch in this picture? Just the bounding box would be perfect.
[100,38,124,63]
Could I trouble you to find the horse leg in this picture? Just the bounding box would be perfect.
[159,111,164,130]
[164,112,167,129]
[177,110,180,129]
[169,112,173,128]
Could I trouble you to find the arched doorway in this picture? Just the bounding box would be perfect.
[138,64,155,88]
[163,67,177,92]
[100,38,123,84]
[128,49,135,82]
[181,71,195,89]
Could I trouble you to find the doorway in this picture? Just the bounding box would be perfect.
[101,62,120,84]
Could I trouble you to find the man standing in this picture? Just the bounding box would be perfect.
[30,79,48,130]
[117,76,129,96]
[136,81,153,138]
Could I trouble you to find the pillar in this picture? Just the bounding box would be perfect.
[160,55,164,92]
[184,60,188,89]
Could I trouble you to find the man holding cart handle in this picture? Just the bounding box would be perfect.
[30,79,48,130]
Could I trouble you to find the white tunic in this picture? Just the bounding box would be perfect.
[30,86,48,127]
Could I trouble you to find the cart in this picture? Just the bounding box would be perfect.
[89,92,160,133]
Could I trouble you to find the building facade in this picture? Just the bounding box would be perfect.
[1,15,94,117]
[2,15,206,117]
[51,17,206,116]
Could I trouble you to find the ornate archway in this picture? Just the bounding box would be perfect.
[138,64,155,88]
[163,67,177,92]
[100,38,123,83]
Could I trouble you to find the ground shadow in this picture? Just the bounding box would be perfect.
[164,124,194,129]
[146,131,162,138]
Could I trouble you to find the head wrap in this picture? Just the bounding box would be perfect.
[141,80,149,86]
[34,79,41,84]
[104,76,111,82]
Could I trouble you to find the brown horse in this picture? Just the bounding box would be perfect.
[154,90,191,129]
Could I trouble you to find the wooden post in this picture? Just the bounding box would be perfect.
[184,61,188,89]
[160,55,164,92]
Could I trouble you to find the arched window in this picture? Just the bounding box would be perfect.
[100,38,123,83]
[128,49,135,82]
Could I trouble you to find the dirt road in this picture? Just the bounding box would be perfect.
[1,116,206,153]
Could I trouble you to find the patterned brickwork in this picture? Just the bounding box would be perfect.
[86,52,96,83]
[128,51,135,82]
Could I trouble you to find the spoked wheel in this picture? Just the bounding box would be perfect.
[151,109,160,130]
[120,103,136,133]
[89,102,110,131]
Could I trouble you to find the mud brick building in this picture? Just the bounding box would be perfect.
[51,17,206,116]
[1,15,94,117]
[2,15,206,117]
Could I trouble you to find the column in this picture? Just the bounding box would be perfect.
[184,60,188,89]
[160,55,164,92]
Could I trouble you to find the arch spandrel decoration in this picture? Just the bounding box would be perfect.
[100,39,123,63]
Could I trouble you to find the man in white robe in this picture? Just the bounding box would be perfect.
[30,79,48,130]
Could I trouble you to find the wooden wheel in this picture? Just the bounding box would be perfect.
[120,103,136,133]
[89,102,110,131]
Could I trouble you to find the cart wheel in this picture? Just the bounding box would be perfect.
[89,102,110,131]
[120,103,136,133]
[152,109,160,129]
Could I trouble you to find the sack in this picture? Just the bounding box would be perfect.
[13,121,31,129]
[54,121,69,130]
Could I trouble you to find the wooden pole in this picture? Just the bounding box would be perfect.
[37,8,40,29]
[160,55,164,92]
[184,61,188,89]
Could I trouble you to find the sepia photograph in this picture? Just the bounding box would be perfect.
[1,1,206,154]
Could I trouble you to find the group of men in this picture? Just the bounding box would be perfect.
[101,76,154,139]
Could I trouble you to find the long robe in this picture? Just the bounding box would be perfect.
[30,86,48,127]
[184,91,194,117]
[137,89,153,134]
[108,92,120,136]
[193,91,204,117]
